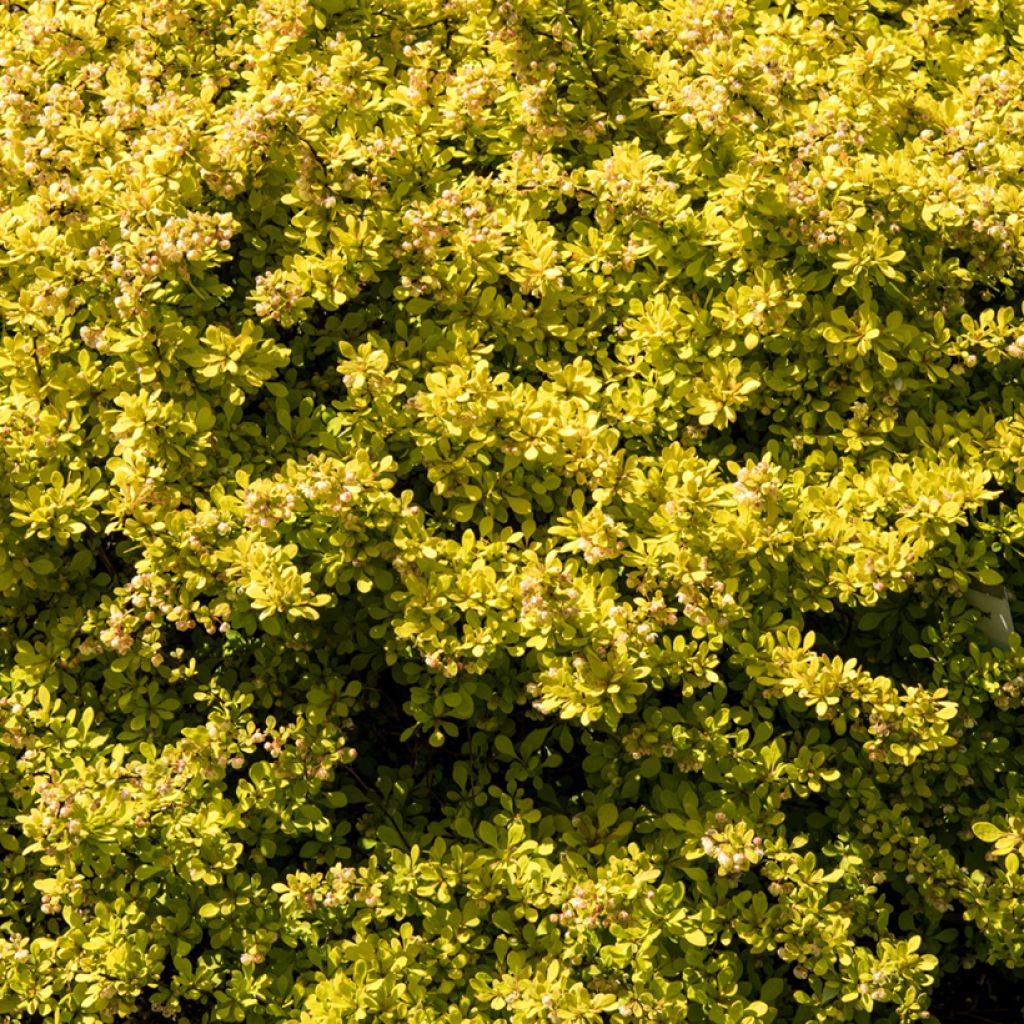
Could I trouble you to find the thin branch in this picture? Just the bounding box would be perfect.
[342,763,414,853]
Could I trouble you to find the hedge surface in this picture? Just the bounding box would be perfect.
[2,0,1024,1021]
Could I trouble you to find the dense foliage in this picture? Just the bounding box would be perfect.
[3,0,1024,1020]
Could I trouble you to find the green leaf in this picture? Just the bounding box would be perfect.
[520,728,550,759]
[976,568,1004,586]
[494,734,516,758]
[972,822,1004,843]
[993,835,1019,855]
[506,495,532,516]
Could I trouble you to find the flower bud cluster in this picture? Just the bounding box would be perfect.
[0,934,30,966]
[20,18,86,63]
[548,880,647,931]
[633,3,737,53]
[1005,334,1024,359]
[443,61,500,127]
[700,816,764,875]
[402,62,440,109]
[298,457,374,519]
[620,718,697,771]
[36,872,84,916]
[201,84,299,196]
[867,710,893,738]
[856,968,891,1002]
[252,0,308,54]
[0,62,47,131]
[786,113,861,167]
[398,204,450,261]
[732,458,780,509]
[242,483,298,530]
[251,268,308,325]
[654,73,735,134]
[100,604,135,655]
[422,650,464,678]
[674,577,734,631]
[572,509,626,565]
[518,567,581,631]
[322,864,359,907]
[587,152,681,223]
[991,672,1024,711]
[132,212,237,280]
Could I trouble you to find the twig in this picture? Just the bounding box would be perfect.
[342,763,414,853]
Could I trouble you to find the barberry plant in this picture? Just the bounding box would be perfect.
[2,0,1024,1021]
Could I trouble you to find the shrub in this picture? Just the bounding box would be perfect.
[2,0,1024,1021]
